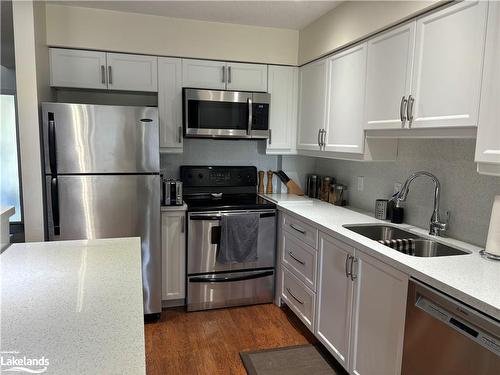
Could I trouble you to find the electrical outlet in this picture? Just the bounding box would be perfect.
[357,176,364,192]
[394,183,402,194]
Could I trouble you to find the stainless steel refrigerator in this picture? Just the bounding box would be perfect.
[42,103,161,317]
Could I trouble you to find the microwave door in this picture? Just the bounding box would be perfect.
[184,89,252,138]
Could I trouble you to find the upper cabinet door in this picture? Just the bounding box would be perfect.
[182,59,226,90]
[158,57,183,152]
[316,233,354,369]
[297,59,328,151]
[49,48,107,89]
[226,63,268,91]
[364,23,415,130]
[324,43,367,154]
[106,53,158,92]
[410,1,488,129]
[266,65,298,154]
[475,1,500,173]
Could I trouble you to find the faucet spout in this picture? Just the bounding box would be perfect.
[394,171,447,236]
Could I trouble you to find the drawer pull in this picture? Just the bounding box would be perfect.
[288,251,305,265]
[289,223,306,234]
[286,287,304,305]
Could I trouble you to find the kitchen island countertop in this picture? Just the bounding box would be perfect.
[0,237,145,374]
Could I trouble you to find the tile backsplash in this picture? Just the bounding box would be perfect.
[161,138,499,247]
[315,139,500,246]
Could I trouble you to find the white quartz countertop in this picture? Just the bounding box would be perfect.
[0,237,146,375]
[263,194,500,320]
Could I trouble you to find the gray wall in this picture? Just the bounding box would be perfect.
[315,139,500,247]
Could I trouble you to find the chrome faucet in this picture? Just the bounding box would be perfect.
[393,171,448,236]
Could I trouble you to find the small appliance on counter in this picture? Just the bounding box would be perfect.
[163,179,183,206]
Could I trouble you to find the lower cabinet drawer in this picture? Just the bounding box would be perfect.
[282,232,317,291]
[281,267,315,331]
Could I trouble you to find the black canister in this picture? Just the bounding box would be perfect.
[307,175,318,198]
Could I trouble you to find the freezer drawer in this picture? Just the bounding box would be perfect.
[187,269,274,311]
[42,103,159,174]
[45,174,161,314]
[187,210,276,274]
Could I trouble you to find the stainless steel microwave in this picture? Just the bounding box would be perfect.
[183,88,270,139]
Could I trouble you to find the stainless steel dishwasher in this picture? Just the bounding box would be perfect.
[402,280,500,374]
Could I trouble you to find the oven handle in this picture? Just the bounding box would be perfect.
[189,212,276,220]
[189,270,274,283]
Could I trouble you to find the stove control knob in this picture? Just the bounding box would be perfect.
[198,173,203,179]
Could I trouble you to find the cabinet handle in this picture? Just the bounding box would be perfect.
[407,95,414,127]
[228,66,232,84]
[268,129,272,145]
[345,254,351,278]
[400,96,408,127]
[289,223,306,234]
[288,251,305,265]
[222,66,226,83]
[108,66,113,85]
[101,65,106,85]
[350,257,358,281]
[178,126,182,144]
[317,129,322,148]
[321,129,326,149]
[181,216,185,233]
[286,287,304,305]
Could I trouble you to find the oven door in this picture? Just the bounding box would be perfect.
[183,89,270,139]
[187,210,276,274]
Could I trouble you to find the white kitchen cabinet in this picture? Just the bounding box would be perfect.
[349,250,408,375]
[266,65,298,154]
[161,209,186,303]
[49,48,107,89]
[158,57,183,153]
[226,62,268,92]
[49,48,158,92]
[106,53,158,92]
[324,43,367,154]
[410,1,488,129]
[364,23,415,130]
[182,59,267,91]
[297,58,328,151]
[315,233,355,369]
[182,59,226,90]
[476,1,500,176]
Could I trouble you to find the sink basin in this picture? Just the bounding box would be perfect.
[344,225,419,241]
[343,225,470,257]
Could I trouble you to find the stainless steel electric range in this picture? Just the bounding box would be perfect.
[181,166,277,312]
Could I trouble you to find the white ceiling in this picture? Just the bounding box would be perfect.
[55,1,342,30]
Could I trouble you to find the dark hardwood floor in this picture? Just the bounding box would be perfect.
[144,303,318,375]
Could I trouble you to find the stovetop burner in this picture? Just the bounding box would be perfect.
[183,193,275,212]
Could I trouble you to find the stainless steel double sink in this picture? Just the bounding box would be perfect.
[343,225,470,257]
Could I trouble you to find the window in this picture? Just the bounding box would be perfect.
[0,94,22,222]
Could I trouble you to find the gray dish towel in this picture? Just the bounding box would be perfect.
[217,213,260,264]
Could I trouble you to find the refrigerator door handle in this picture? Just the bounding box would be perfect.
[51,177,60,236]
[48,112,57,174]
